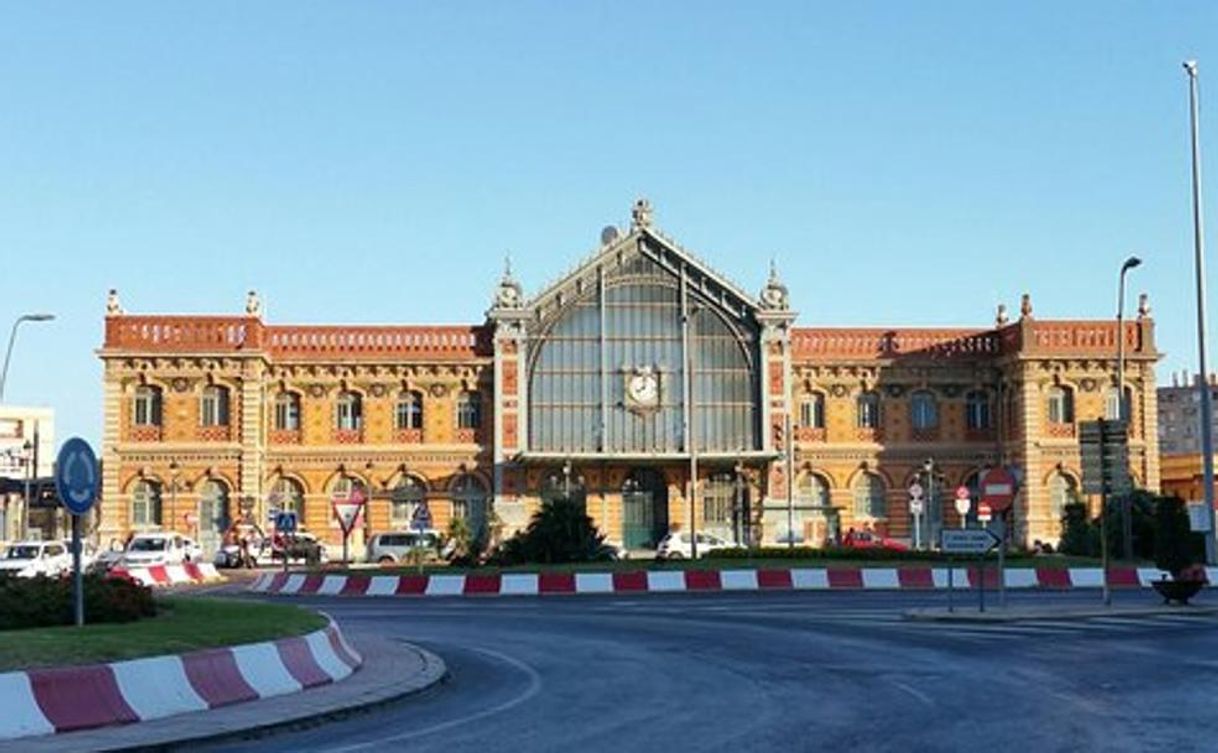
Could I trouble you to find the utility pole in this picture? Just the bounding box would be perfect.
[1185,60,1218,564]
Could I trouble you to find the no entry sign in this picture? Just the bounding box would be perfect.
[980,467,1016,512]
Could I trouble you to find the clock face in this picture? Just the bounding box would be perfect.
[626,370,660,407]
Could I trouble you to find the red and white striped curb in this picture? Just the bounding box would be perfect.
[249,566,1216,598]
[0,619,360,740]
[109,562,223,587]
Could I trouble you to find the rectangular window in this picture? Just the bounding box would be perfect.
[275,398,300,431]
[458,393,482,429]
[857,395,880,429]
[799,395,824,429]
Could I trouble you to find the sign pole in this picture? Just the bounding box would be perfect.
[997,512,1007,609]
[978,549,986,613]
[72,513,83,627]
[947,554,954,613]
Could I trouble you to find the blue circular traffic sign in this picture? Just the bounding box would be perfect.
[55,437,99,516]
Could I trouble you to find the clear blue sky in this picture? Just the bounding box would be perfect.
[1,2,1216,446]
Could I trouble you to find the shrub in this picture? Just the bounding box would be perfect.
[490,500,616,565]
[1154,496,1198,578]
[1057,501,1099,557]
[0,574,156,631]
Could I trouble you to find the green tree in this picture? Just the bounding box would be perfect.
[491,499,616,565]
[1058,500,1099,557]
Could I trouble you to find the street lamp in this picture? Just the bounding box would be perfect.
[0,314,56,403]
[1185,60,1218,564]
[1116,255,1142,560]
[922,458,936,552]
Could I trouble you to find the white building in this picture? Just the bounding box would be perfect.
[0,405,56,542]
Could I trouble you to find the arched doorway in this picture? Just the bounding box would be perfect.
[197,479,230,557]
[621,468,668,550]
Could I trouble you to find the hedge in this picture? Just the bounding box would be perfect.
[0,574,156,631]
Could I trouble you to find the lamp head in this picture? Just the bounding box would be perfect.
[21,313,55,323]
[1122,256,1143,273]
[1185,60,1199,78]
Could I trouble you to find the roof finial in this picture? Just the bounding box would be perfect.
[492,252,524,310]
[759,258,789,310]
[1138,292,1151,319]
[106,288,124,316]
[1020,293,1033,320]
[631,197,653,230]
[995,303,1009,327]
[245,290,262,316]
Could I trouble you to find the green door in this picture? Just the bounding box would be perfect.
[623,491,655,549]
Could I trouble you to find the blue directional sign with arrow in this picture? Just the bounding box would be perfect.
[55,437,99,516]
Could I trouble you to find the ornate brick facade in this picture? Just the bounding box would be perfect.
[98,204,1160,554]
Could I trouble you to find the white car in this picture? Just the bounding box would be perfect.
[121,532,192,567]
[0,541,72,578]
[59,539,97,570]
[655,531,744,560]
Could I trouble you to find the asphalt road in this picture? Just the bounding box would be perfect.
[198,589,1218,753]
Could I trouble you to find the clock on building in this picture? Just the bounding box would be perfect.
[625,366,660,412]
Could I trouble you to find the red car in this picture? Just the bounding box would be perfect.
[841,530,908,551]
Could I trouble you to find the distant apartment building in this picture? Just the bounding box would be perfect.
[1158,372,1218,502]
[0,405,56,542]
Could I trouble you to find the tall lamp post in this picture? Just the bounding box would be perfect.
[1116,255,1142,560]
[0,314,56,403]
[1185,60,1218,565]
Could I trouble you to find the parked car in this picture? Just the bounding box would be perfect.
[121,532,192,567]
[58,539,97,570]
[841,529,908,551]
[655,531,743,560]
[0,541,72,578]
[258,531,329,566]
[367,530,443,564]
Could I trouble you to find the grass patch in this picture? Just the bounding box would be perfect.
[0,597,326,672]
[318,553,1118,577]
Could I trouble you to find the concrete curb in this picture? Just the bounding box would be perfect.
[248,565,1216,598]
[0,618,360,741]
[904,604,1218,623]
[0,636,446,753]
[110,563,223,588]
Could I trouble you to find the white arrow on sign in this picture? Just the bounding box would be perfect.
[940,529,1001,554]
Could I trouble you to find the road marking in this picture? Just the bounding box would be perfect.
[888,679,935,707]
[319,646,543,753]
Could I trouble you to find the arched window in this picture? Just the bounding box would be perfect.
[396,391,424,430]
[1048,472,1077,522]
[797,472,831,507]
[457,391,482,430]
[451,474,488,534]
[131,479,163,528]
[857,392,881,429]
[200,385,230,427]
[853,473,886,518]
[271,477,305,518]
[1047,386,1074,424]
[966,390,991,430]
[274,392,301,431]
[336,391,363,431]
[133,386,162,426]
[391,476,425,528]
[799,393,825,430]
[910,391,938,430]
[197,479,230,552]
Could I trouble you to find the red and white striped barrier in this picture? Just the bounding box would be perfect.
[249,566,1216,598]
[0,620,360,740]
[110,562,222,588]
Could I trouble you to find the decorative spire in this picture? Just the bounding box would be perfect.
[492,252,524,309]
[995,303,1009,327]
[1020,293,1033,320]
[1137,292,1151,319]
[630,197,653,230]
[245,290,262,316]
[106,288,124,316]
[759,259,789,311]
